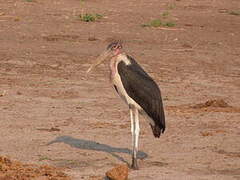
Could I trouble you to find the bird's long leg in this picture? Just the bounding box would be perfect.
[129,105,135,166]
[132,107,140,170]
[129,105,135,150]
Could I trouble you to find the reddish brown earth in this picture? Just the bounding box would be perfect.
[0,156,70,180]
[0,0,240,179]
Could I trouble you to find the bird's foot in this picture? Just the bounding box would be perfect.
[131,164,139,170]
[131,158,139,170]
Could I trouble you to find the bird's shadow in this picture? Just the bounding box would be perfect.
[47,136,148,166]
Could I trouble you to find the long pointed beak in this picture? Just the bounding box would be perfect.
[86,49,112,74]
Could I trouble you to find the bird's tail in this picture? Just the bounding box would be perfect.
[150,124,165,138]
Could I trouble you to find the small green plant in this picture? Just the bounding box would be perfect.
[79,13,103,22]
[229,10,240,16]
[25,0,33,2]
[142,19,162,27]
[142,19,175,28]
[167,3,176,10]
[38,156,52,161]
[149,19,163,27]
[164,21,175,27]
[162,11,169,17]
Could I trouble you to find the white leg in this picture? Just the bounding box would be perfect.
[131,107,140,169]
[129,107,134,144]
[134,108,140,153]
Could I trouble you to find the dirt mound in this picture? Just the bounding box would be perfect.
[167,99,240,114]
[192,99,231,108]
[0,156,71,180]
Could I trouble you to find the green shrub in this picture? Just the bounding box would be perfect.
[142,19,175,28]
[79,13,103,22]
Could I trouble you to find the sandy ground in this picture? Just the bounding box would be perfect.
[0,0,240,179]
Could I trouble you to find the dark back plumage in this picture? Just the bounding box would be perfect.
[117,55,165,137]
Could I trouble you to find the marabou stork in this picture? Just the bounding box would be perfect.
[86,41,165,169]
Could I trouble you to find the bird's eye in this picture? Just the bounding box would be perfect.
[112,45,117,50]
[111,44,122,50]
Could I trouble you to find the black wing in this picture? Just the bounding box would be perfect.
[118,55,165,137]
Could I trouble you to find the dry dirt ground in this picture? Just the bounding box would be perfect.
[0,0,240,179]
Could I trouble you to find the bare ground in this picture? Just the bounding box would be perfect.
[0,0,240,179]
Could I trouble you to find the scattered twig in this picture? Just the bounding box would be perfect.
[36,127,60,132]
[162,48,194,52]
[157,27,185,31]
[0,15,20,21]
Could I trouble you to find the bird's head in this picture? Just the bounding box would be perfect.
[86,40,122,74]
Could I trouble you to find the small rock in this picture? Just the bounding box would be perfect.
[88,36,97,41]
[192,99,230,109]
[16,91,22,95]
[182,43,192,48]
[205,99,230,108]
[105,164,128,180]
[0,90,6,97]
